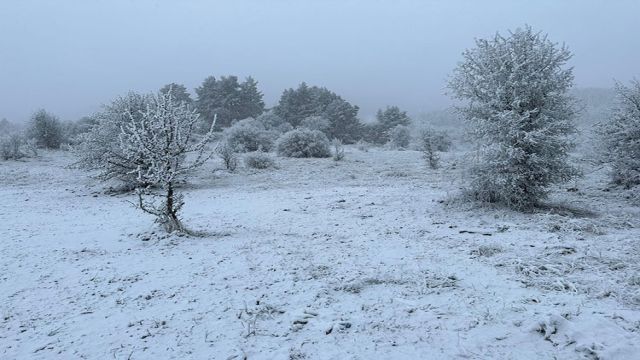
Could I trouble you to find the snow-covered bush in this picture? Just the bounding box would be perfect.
[276,129,331,158]
[244,151,276,169]
[418,128,452,152]
[388,125,411,149]
[0,133,26,160]
[216,141,238,171]
[419,128,441,169]
[596,80,640,188]
[300,116,330,133]
[256,111,293,133]
[223,120,276,152]
[27,109,62,149]
[74,92,153,188]
[118,90,215,233]
[448,26,578,210]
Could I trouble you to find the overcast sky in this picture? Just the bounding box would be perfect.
[1,0,638,123]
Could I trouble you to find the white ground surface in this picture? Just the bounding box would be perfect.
[1,147,640,359]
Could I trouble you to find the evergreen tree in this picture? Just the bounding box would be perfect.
[448,26,578,210]
[597,80,640,188]
[376,106,412,130]
[195,75,265,129]
[160,83,193,106]
[274,83,362,143]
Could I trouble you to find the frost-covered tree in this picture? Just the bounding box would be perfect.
[273,83,362,143]
[448,26,578,209]
[597,80,640,188]
[119,90,216,233]
[75,92,153,188]
[28,109,62,149]
[195,75,265,129]
[160,83,193,106]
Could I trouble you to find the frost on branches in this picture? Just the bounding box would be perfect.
[75,92,153,189]
[448,26,578,210]
[119,89,216,233]
[597,80,640,188]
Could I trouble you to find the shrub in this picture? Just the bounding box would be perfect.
[333,139,345,161]
[244,151,276,169]
[216,141,238,171]
[276,129,331,158]
[0,133,26,160]
[223,120,276,152]
[27,109,62,149]
[419,128,441,169]
[388,125,411,149]
[300,116,330,133]
[596,80,640,188]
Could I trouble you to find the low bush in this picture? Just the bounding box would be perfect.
[244,151,276,169]
[276,129,331,158]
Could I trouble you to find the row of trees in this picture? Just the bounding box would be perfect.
[4,25,638,232]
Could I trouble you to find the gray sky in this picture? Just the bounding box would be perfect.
[1,0,638,123]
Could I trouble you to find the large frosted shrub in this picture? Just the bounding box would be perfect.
[223,119,277,152]
[596,80,640,188]
[276,129,331,158]
[448,26,578,210]
[388,125,411,149]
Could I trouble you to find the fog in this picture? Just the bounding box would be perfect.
[1,0,638,123]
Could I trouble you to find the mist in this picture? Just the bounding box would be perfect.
[1,0,638,123]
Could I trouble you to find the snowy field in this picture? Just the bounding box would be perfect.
[2,147,640,359]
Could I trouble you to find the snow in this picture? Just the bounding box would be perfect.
[2,147,639,359]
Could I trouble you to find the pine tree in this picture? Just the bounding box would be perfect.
[75,92,154,188]
[448,26,578,210]
[376,106,412,130]
[273,83,362,143]
[195,75,265,129]
[160,83,193,106]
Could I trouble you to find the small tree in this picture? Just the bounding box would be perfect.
[28,109,62,149]
[597,80,640,188]
[119,90,216,233]
[376,106,411,130]
[419,128,440,169]
[448,26,578,209]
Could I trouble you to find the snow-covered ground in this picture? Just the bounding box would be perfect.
[2,147,639,359]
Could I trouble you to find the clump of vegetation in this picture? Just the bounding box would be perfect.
[332,139,345,161]
[388,125,411,149]
[244,151,276,169]
[596,80,640,188]
[223,119,277,153]
[216,141,238,171]
[27,109,63,149]
[419,128,441,169]
[448,26,578,210]
[276,129,331,158]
